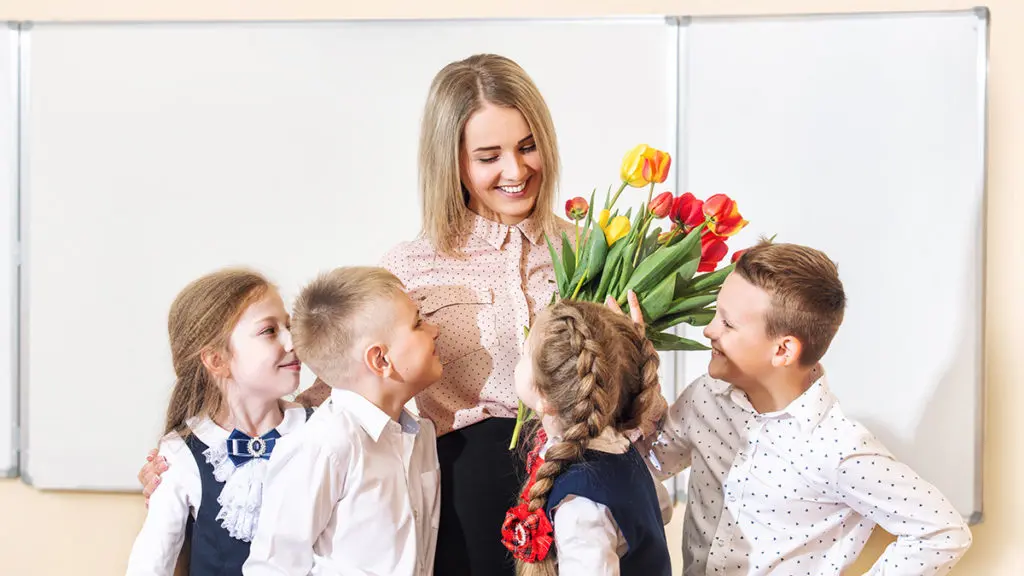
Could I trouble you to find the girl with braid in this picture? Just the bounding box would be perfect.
[503,299,672,576]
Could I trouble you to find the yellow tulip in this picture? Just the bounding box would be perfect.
[597,209,611,229]
[603,215,631,245]
[620,144,653,188]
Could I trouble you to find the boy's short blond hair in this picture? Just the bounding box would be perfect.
[291,267,405,384]
[735,240,846,366]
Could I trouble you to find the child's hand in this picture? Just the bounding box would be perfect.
[641,392,668,439]
[605,290,644,327]
[138,448,168,507]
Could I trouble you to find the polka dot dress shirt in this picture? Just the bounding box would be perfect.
[646,372,972,575]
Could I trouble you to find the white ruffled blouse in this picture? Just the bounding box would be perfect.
[125,404,309,576]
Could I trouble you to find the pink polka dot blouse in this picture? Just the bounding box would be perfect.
[381,213,575,436]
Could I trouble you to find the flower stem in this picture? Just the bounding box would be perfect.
[607,181,629,210]
[570,273,587,300]
[633,217,652,267]
[574,222,580,266]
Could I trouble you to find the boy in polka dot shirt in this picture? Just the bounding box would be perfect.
[644,241,971,575]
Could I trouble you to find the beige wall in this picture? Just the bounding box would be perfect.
[1,1,1020,574]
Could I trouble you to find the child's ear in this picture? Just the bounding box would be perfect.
[535,396,551,417]
[364,344,393,378]
[772,336,803,368]
[200,348,230,379]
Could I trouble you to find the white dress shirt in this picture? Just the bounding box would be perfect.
[646,372,972,576]
[244,388,440,576]
[125,405,308,576]
[543,427,672,576]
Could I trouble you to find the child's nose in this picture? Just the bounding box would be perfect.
[281,328,294,351]
[702,322,715,341]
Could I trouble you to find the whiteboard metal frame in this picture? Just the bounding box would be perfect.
[970,5,989,526]
[15,21,29,485]
[2,23,19,478]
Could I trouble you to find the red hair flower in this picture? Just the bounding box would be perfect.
[502,503,554,563]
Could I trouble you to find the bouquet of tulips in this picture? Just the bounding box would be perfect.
[509,144,749,448]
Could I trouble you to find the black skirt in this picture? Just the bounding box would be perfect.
[434,417,526,576]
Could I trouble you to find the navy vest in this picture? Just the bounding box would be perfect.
[183,407,313,575]
[545,445,672,576]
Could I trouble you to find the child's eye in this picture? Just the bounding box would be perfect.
[260,326,276,336]
[722,320,733,329]
[478,156,499,164]
[521,144,537,153]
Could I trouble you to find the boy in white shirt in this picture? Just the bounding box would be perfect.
[244,267,443,576]
[645,241,972,575]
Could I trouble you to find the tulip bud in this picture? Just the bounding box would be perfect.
[603,216,631,245]
[620,144,652,188]
[564,196,589,222]
[670,193,705,233]
[649,191,674,219]
[642,150,672,185]
[703,194,749,237]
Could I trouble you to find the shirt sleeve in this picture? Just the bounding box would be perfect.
[835,450,972,575]
[643,377,700,480]
[552,496,623,576]
[125,436,198,576]
[243,432,347,576]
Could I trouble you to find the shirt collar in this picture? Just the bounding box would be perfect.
[538,426,629,458]
[467,212,546,250]
[186,402,308,445]
[330,388,420,442]
[708,371,836,433]
[777,374,835,434]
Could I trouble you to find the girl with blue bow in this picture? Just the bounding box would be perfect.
[126,268,311,576]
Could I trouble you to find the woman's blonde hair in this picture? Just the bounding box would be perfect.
[419,53,561,256]
[163,268,273,438]
[517,300,662,576]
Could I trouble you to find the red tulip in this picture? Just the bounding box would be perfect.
[564,196,589,222]
[670,193,704,233]
[699,233,729,272]
[731,248,748,264]
[649,191,674,219]
[703,194,748,237]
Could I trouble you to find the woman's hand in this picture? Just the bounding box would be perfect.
[605,290,645,328]
[138,448,168,507]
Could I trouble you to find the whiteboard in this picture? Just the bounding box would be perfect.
[19,19,678,490]
[0,24,16,478]
[677,10,986,521]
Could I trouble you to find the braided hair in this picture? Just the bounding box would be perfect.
[516,299,662,576]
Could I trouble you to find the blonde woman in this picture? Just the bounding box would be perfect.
[140,54,651,575]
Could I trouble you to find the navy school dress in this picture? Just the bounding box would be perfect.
[182,406,314,575]
[544,445,673,576]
